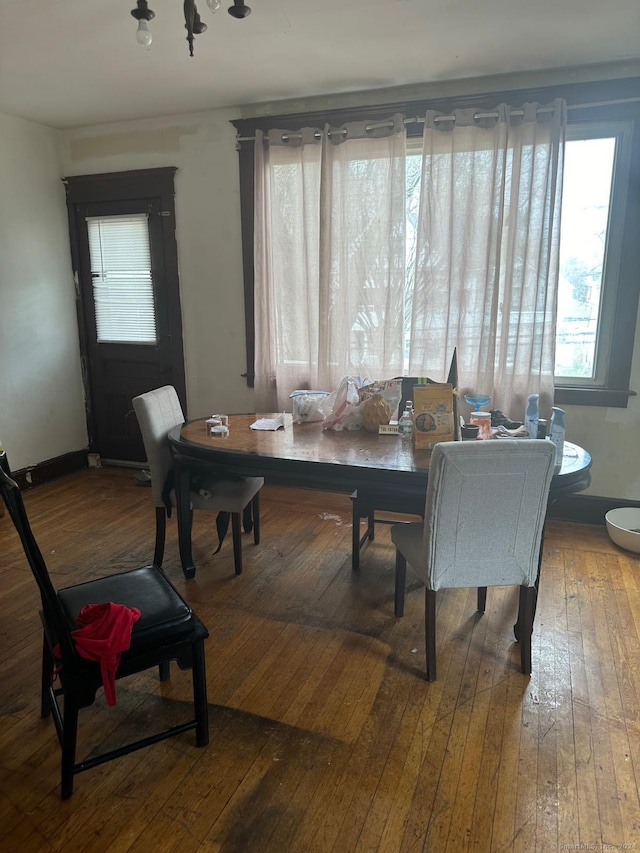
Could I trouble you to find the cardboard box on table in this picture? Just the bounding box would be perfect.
[412,383,456,449]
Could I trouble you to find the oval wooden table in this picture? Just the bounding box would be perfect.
[168,414,591,579]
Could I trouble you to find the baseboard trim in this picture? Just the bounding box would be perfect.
[12,450,88,491]
[548,493,640,525]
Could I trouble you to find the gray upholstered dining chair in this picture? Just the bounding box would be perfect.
[391,439,556,680]
[132,385,263,576]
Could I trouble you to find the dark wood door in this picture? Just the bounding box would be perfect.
[65,169,186,463]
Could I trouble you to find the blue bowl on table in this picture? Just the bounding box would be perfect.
[464,393,491,412]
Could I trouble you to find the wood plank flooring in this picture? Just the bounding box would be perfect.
[1,466,639,852]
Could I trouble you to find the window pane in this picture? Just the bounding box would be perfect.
[555,137,615,378]
[87,214,157,344]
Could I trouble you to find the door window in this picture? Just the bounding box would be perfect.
[87,213,157,344]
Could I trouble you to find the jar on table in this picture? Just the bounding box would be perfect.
[469,411,492,440]
[460,423,480,441]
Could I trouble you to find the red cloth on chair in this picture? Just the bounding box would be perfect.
[63,602,141,705]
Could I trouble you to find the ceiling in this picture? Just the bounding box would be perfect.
[1,0,639,130]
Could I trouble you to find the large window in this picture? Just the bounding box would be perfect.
[233,79,640,407]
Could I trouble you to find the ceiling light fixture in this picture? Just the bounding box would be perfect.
[131,0,251,57]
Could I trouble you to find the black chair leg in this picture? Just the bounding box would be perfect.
[425,588,437,681]
[515,526,546,641]
[60,693,79,799]
[350,492,377,571]
[192,639,209,747]
[356,518,376,569]
[351,495,360,571]
[41,637,52,718]
[154,507,166,567]
[252,493,260,545]
[231,513,242,575]
[159,661,170,681]
[518,585,536,675]
[477,587,487,613]
[394,551,407,617]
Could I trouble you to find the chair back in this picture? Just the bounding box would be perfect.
[422,439,556,591]
[446,347,458,389]
[0,449,78,663]
[132,386,185,507]
[396,348,458,419]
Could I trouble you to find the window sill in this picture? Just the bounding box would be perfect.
[554,386,636,408]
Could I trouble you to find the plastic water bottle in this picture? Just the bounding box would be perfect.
[398,403,414,440]
[525,394,539,439]
[549,407,566,468]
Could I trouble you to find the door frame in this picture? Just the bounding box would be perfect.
[64,167,187,453]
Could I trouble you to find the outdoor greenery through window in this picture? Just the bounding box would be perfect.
[555,136,615,380]
[555,123,633,389]
[402,124,632,386]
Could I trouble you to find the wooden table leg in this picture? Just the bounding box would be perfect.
[175,461,196,579]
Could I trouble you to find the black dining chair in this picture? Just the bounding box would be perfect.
[351,349,459,569]
[0,446,209,799]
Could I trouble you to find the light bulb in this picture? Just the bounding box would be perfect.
[206,0,221,12]
[136,19,153,47]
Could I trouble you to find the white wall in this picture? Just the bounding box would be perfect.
[0,112,87,470]
[563,338,640,499]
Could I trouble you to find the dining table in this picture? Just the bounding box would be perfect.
[168,413,592,579]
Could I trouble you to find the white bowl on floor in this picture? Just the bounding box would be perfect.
[605,507,640,554]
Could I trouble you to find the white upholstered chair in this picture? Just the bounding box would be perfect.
[132,386,263,576]
[351,349,458,570]
[391,439,556,680]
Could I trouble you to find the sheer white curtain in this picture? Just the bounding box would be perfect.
[254,117,407,410]
[408,100,566,420]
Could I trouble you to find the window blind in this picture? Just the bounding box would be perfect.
[87,214,157,344]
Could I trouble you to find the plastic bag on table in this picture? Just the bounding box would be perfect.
[320,376,369,431]
[289,390,330,423]
[357,378,403,420]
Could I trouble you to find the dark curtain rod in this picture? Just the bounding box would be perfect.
[236,96,640,143]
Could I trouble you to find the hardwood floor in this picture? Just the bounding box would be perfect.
[1,467,639,852]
